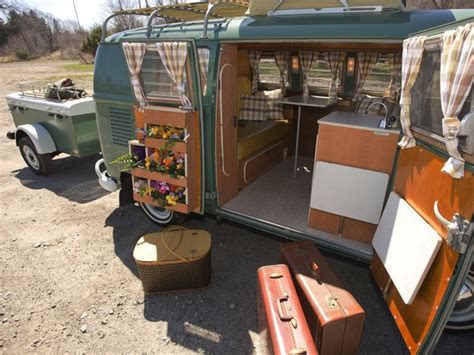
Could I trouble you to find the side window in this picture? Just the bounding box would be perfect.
[258,57,281,89]
[140,45,188,102]
[410,49,471,138]
[307,54,342,94]
[362,55,394,95]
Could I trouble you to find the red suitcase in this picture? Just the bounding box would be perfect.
[280,241,365,355]
[257,264,318,355]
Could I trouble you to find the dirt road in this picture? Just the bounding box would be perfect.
[0,60,472,353]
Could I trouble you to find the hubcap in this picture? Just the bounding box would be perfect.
[141,203,173,224]
[22,145,40,170]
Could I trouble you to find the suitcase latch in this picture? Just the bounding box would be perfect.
[326,295,339,309]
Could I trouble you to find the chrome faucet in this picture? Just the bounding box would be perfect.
[366,101,388,129]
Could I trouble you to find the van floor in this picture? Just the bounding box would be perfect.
[222,156,372,255]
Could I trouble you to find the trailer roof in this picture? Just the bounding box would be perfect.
[105,9,474,43]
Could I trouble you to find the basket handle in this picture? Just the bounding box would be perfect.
[160,225,190,263]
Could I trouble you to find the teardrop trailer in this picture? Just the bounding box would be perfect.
[93,1,473,352]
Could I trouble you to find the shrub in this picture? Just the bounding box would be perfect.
[15,51,29,60]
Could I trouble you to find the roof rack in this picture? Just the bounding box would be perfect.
[101,1,249,42]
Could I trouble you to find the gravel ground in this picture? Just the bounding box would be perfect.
[0,60,472,353]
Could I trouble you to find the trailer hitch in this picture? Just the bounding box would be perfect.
[434,201,471,254]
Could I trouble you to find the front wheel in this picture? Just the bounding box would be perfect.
[139,203,187,226]
[18,137,52,175]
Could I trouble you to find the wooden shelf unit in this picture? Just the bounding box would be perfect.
[130,106,200,214]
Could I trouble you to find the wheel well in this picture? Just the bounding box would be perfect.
[15,130,28,146]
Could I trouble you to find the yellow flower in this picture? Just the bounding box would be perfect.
[162,133,167,139]
[145,157,151,170]
[166,195,177,206]
[176,164,183,170]
[151,126,159,137]
[145,187,153,195]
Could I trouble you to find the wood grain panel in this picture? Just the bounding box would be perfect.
[342,218,377,245]
[316,124,399,174]
[376,146,473,353]
[216,44,239,205]
[308,208,340,235]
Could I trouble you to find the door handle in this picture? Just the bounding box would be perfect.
[433,201,470,254]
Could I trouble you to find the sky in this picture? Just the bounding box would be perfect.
[22,0,193,29]
[23,0,107,28]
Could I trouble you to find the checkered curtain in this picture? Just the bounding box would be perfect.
[398,36,426,149]
[122,42,148,111]
[353,52,379,101]
[387,53,402,100]
[156,42,192,109]
[299,51,315,96]
[198,48,210,94]
[324,52,346,99]
[274,51,290,96]
[249,51,262,94]
[439,23,473,179]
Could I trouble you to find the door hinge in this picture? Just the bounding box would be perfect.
[434,201,471,254]
[205,191,218,200]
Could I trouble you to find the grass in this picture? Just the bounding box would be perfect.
[62,63,94,72]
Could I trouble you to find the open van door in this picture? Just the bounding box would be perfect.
[370,20,473,353]
[130,39,205,222]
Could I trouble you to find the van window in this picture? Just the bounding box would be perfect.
[410,49,471,138]
[140,46,187,101]
[258,57,281,89]
[307,55,341,95]
[362,55,394,95]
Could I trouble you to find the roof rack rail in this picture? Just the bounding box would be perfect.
[101,1,248,42]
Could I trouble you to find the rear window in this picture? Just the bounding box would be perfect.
[258,57,282,89]
[307,54,342,95]
[362,55,394,95]
[140,46,188,102]
[410,49,471,137]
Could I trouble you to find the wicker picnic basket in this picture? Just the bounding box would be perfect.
[133,225,212,294]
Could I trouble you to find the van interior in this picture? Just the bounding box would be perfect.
[215,42,409,256]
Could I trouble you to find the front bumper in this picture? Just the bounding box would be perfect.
[95,158,119,192]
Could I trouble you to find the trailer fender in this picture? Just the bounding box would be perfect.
[15,124,56,154]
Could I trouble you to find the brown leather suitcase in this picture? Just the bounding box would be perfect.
[280,241,365,355]
[257,264,318,355]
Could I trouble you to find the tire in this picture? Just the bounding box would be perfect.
[446,268,474,330]
[139,203,188,226]
[18,137,52,176]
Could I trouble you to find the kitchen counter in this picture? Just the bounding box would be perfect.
[318,111,400,135]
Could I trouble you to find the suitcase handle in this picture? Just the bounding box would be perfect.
[308,262,323,285]
[277,295,294,322]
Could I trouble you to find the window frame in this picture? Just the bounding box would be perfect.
[360,53,396,97]
[307,53,345,96]
[140,44,192,106]
[257,53,290,91]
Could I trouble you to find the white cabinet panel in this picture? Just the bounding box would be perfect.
[310,161,389,224]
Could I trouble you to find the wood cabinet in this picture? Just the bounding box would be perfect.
[308,111,399,244]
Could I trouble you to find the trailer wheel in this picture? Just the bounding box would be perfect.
[18,137,52,175]
[139,203,188,226]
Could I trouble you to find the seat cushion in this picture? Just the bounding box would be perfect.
[263,89,284,120]
[238,120,289,159]
[239,93,268,121]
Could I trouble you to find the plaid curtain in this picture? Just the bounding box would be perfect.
[439,23,473,179]
[122,42,148,111]
[156,42,192,109]
[324,51,346,99]
[198,47,210,94]
[398,36,426,149]
[274,51,290,95]
[353,52,379,101]
[299,51,315,96]
[387,53,402,100]
[249,50,262,94]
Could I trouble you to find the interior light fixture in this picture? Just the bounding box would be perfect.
[346,57,355,77]
[292,55,299,73]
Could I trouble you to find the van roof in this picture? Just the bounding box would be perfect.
[105,9,473,43]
